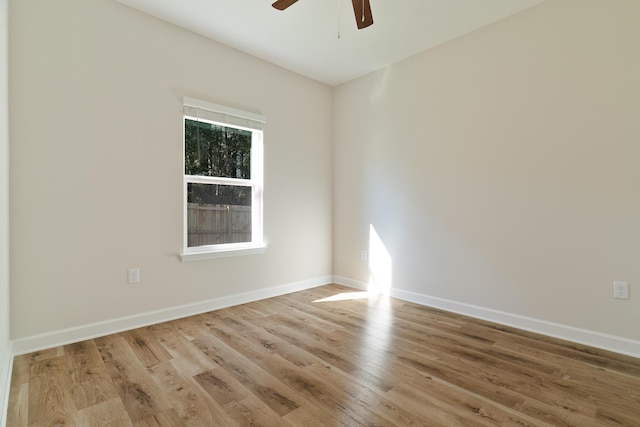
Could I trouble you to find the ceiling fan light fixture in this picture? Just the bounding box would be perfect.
[271,0,299,11]
[272,0,373,30]
[351,0,373,29]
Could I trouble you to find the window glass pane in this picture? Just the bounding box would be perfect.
[187,183,252,247]
[184,119,251,179]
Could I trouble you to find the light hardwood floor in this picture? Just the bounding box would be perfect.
[7,284,640,426]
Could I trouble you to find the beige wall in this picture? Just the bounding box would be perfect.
[1,0,11,386]
[8,0,640,352]
[334,0,640,340]
[9,0,333,339]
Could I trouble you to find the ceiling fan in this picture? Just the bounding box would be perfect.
[272,0,374,29]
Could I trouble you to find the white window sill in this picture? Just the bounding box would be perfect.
[180,244,266,262]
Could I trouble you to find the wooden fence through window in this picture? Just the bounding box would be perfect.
[187,203,251,246]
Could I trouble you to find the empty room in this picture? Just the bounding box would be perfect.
[1,0,639,425]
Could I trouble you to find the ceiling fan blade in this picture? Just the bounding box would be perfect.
[351,0,373,29]
[272,0,299,11]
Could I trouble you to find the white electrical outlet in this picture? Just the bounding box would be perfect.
[361,250,368,261]
[128,268,140,284]
[613,281,628,299]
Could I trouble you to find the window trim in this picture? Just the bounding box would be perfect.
[180,244,267,262]
[180,97,266,261]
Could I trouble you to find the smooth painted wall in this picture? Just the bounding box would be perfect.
[1,0,11,396]
[333,0,640,340]
[9,0,333,339]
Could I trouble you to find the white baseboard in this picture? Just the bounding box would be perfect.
[331,275,369,291]
[9,273,640,359]
[332,276,640,359]
[0,341,13,427]
[12,276,332,356]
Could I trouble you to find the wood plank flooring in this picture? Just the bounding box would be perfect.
[7,284,640,426]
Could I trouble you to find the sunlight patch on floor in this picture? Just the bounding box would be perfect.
[313,291,372,303]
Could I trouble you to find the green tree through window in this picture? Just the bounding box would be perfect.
[182,98,264,257]
[184,119,251,206]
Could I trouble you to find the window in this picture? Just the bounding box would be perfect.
[181,97,265,261]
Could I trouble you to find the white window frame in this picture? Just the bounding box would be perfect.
[180,97,266,262]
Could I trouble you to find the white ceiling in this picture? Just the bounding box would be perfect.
[117,0,545,86]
